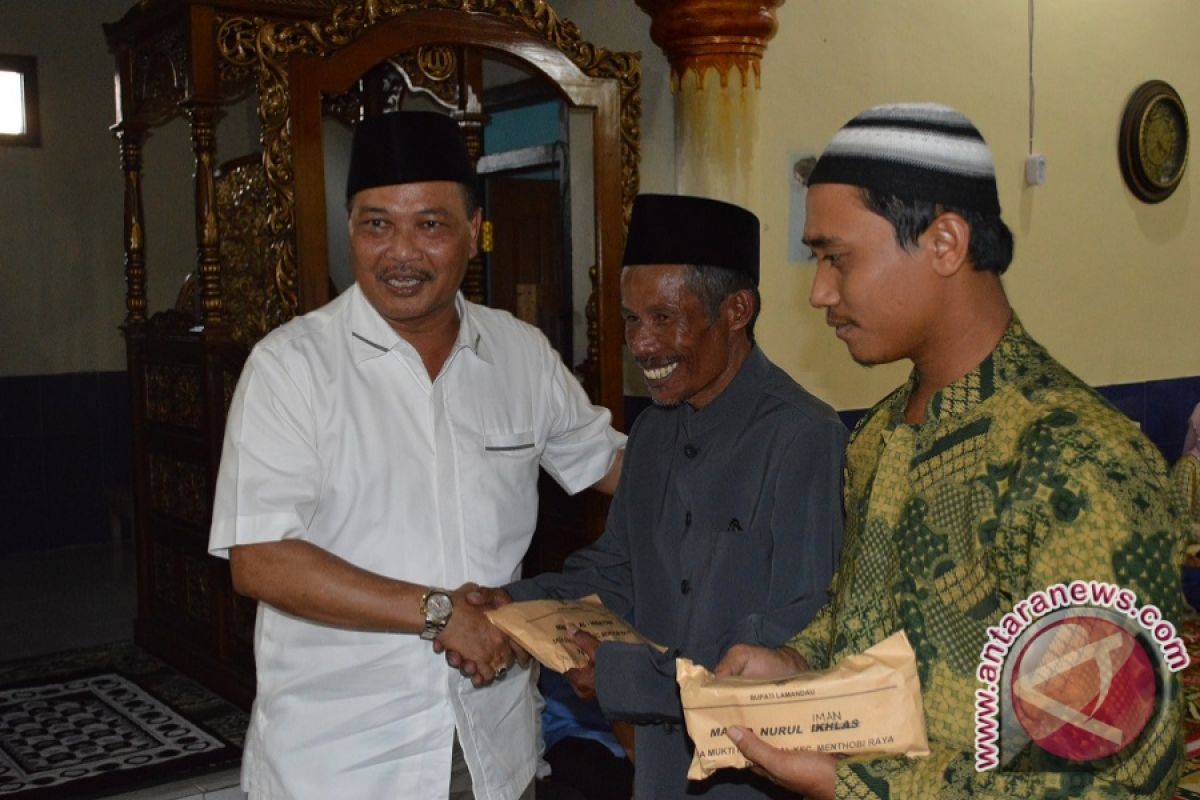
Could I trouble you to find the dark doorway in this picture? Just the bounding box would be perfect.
[486,176,571,361]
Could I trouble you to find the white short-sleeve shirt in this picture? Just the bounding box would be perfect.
[209,286,624,800]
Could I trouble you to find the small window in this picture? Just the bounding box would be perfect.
[0,55,40,147]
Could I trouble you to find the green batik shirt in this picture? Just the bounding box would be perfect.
[787,316,1185,799]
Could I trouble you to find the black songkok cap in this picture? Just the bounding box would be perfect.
[622,194,760,284]
[807,102,1002,214]
[346,111,476,201]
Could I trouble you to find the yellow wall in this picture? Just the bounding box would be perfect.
[559,0,1200,410]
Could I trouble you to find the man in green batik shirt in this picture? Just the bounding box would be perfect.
[716,103,1186,799]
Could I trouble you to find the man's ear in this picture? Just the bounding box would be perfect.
[924,212,970,278]
[468,207,483,259]
[722,288,756,333]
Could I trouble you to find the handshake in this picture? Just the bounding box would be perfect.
[426,584,602,698]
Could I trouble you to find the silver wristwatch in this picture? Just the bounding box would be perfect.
[419,588,454,640]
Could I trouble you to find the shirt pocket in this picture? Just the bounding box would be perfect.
[483,430,537,456]
[475,431,540,543]
[704,522,769,583]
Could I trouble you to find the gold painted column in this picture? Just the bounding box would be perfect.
[186,102,223,329]
[115,124,147,325]
[636,0,783,205]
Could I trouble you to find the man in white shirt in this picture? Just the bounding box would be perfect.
[208,111,624,800]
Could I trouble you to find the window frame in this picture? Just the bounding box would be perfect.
[0,54,40,148]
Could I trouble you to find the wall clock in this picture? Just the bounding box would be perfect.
[1119,80,1189,203]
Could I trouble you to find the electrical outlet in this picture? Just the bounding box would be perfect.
[1025,154,1047,186]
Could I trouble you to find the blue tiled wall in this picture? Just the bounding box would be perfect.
[0,372,131,554]
[629,376,1200,464]
[1096,377,1200,464]
[832,376,1199,462]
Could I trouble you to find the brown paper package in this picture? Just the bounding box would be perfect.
[485,594,665,673]
[677,631,930,780]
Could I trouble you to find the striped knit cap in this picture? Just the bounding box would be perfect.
[807,103,1001,214]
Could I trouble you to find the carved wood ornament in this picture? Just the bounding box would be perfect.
[215,1,641,415]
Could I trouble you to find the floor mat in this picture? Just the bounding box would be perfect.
[0,643,246,799]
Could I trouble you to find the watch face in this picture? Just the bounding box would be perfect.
[427,592,453,621]
[1139,98,1188,187]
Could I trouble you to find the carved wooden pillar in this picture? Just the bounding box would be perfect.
[187,102,223,329]
[116,124,148,325]
[636,0,784,205]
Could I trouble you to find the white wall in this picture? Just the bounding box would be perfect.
[553,0,674,199]
[0,0,136,376]
[0,1,261,378]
